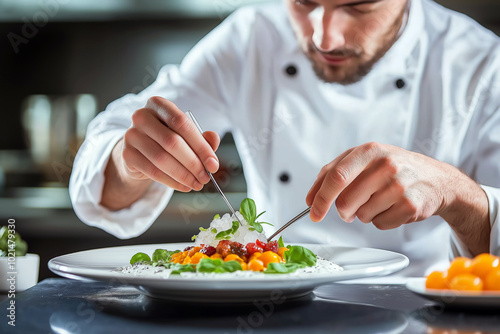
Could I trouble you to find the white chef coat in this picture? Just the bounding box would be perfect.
[69,0,500,276]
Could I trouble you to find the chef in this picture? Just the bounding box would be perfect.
[69,0,500,275]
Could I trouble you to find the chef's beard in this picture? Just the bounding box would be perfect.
[305,43,389,85]
[303,8,405,85]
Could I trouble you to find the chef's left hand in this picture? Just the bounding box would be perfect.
[306,142,457,229]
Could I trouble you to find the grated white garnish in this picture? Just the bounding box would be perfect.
[116,256,343,279]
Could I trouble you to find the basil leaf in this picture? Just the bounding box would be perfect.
[170,263,196,274]
[130,252,151,265]
[259,222,273,226]
[278,236,285,248]
[211,228,217,234]
[264,262,305,274]
[240,198,256,224]
[152,249,179,263]
[197,258,242,273]
[215,221,239,240]
[249,222,263,233]
[284,246,317,267]
[255,211,266,220]
[213,214,220,220]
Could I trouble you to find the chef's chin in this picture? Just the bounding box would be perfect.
[306,51,376,85]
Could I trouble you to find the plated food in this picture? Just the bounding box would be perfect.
[425,253,500,292]
[125,198,341,276]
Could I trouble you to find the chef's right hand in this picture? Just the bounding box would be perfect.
[120,96,220,192]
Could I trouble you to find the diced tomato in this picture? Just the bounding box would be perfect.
[265,240,279,253]
[200,246,216,256]
[256,239,266,249]
[255,240,278,253]
[183,246,194,251]
[246,242,263,255]
[216,240,247,258]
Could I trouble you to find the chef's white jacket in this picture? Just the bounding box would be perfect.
[69,0,500,276]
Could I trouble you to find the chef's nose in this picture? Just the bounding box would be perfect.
[310,7,346,52]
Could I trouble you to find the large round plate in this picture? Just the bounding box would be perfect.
[49,243,408,302]
[406,278,500,308]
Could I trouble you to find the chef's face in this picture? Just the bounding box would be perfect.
[285,0,407,84]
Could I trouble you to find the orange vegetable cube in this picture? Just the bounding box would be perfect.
[248,252,262,262]
[278,247,289,259]
[258,251,282,268]
[190,252,208,264]
[240,262,248,271]
[188,247,202,257]
[247,259,265,271]
[181,256,191,265]
[210,253,222,260]
[224,254,244,263]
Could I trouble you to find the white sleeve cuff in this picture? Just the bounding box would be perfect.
[69,128,174,239]
[449,185,500,258]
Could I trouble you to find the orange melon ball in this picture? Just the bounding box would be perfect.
[426,271,448,290]
[446,257,472,281]
[484,269,500,291]
[470,253,499,280]
[448,274,483,291]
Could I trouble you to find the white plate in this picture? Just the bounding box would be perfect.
[406,277,500,308]
[49,243,408,302]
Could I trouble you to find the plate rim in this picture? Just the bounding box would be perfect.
[48,243,409,282]
[406,277,500,299]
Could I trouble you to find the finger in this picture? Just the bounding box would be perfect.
[306,147,355,207]
[122,145,192,192]
[127,128,204,190]
[133,110,210,184]
[371,199,418,230]
[335,158,395,221]
[310,143,381,221]
[146,97,219,173]
[354,184,401,223]
[203,131,221,152]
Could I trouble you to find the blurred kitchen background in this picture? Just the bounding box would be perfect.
[0,0,499,280]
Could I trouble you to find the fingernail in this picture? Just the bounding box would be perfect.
[194,181,203,190]
[206,157,219,173]
[346,214,356,223]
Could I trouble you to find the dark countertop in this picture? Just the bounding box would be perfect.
[1,278,499,333]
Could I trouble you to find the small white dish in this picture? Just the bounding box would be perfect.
[0,253,40,292]
[406,277,500,308]
[49,243,409,302]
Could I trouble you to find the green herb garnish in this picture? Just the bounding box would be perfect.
[239,198,273,233]
[215,221,239,240]
[197,258,242,273]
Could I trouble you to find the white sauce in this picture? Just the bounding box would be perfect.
[116,256,343,279]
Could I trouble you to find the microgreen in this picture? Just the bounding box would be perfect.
[215,221,239,240]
